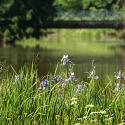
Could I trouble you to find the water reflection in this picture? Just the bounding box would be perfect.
[0,46,125,81]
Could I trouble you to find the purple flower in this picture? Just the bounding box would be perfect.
[39,79,49,90]
[61,55,71,65]
[53,75,62,83]
[68,72,75,81]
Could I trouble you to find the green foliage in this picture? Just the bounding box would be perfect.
[111,4,119,11]
[82,0,91,9]
[25,27,34,37]
[3,29,13,43]
[92,0,113,8]
[0,0,14,15]
[55,0,118,10]
[55,0,82,9]
[26,10,33,21]
[0,0,56,43]
[0,0,123,44]
[115,6,125,42]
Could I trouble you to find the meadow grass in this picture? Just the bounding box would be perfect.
[0,55,125,125]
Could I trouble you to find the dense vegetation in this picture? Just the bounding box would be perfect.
[55,0,123,10]
[0,0,56,44]
[1,55,125,124]
[0,0,124,44]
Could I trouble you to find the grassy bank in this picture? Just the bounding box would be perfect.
[0,56,125,125]
[16,29,123,56]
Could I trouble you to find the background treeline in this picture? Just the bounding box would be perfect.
[0,0,124,44]
[55,0,124,10]
[0,0,56,44]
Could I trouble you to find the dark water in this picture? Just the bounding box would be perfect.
[0,45,125,81]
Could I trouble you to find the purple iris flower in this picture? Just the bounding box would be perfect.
[61,55,71,65]
[53,75,62,83]
[39,79,49,90]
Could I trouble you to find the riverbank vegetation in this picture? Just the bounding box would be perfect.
[0,0,124,45]
[1,55,125,124]
[16,29,123,56]
[55,0,125,10]
[1,1,125,124]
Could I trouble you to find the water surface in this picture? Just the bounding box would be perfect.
[0,44,125,81]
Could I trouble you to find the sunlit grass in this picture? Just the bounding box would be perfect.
[16,29,123,56]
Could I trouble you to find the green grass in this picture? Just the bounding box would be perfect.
[0,58,125,125]
[16,29,122,56]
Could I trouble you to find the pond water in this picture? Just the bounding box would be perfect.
[0,43,125,81]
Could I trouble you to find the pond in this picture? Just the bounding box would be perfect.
[0,42,125,81]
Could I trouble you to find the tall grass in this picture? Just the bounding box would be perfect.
[0,56,125,125]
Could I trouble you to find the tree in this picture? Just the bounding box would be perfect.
[55,0,121,10]
[0,0,56,43]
